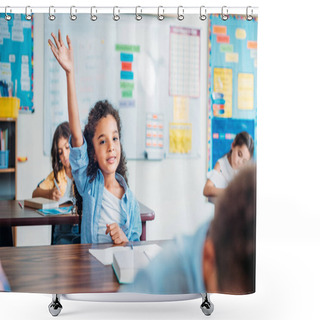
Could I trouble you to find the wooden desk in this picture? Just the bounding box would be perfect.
[0,200,155,240]
[0,201,78,226]
[0,241,166,293]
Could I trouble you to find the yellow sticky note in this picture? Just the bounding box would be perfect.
[238,73,254,110]
[169,123,192,154]
[213,68,233,118]
[225,52,239,63]
[235,28,246,39]
[173,96,189,122]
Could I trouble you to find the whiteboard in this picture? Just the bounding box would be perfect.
[44,14,203,159]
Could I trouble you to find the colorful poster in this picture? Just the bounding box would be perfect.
[145,113,164,151]
[213,68,233,118]
[207,15,258,172]
[0,14,33,112]
[116,44,140,108]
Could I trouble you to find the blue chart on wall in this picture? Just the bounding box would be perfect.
[0,14,33,112]
[207,15,257,172]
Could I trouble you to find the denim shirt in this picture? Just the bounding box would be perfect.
[69,136,142,244]
[130,221,209,294]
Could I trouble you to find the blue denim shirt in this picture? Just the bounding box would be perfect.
[69,136,142,244]
[130,221,209,294]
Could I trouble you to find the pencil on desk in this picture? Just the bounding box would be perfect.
[18,201,24,209]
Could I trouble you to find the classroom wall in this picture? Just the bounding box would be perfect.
[15,14,52,245]
[15,14,213,245]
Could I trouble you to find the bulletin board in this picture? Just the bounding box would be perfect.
[0,14,33,112]
[207,15,257,172]
[43,14,203,159]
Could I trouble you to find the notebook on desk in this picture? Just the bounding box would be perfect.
[37,206,73,216]
[112,245,163,284]
[24,197,59,209]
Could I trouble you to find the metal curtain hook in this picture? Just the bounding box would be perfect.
[70,6,77,21]
[246,6,253,21]
[158,6,164,21]
[113,6,120,21]
[177,6,184,21]
[135,6,142,21]
[200,6,207,21]
[221,6,229,21]
[5,6,12,21]
[49,6,56,21]
[25,6,32,20]
[90,6,97,21]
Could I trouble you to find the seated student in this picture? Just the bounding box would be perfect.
[130,165,256,294]
[32,121,80,244]
[0,261,10,292]
[203,131,254,201]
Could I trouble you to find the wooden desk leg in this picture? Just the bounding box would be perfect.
[200,293,214,316]
[48,294,63,316]
[141,221,146,241]
[12,227,16,247]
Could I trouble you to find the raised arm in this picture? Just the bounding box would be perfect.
[48,30,83,147]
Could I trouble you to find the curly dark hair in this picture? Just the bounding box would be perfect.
[74,100,128,219]
[51,121,71,184]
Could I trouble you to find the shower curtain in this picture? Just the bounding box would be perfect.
[0,10,257,298]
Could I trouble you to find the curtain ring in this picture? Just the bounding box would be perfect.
[135,6,142,21]
[5,6,12,21]
[246,6,253,21]
[113,6,120,21]
[25,6,32,21]
[70,6,77,21]
[177,6,184,21]
[221,6,229,21]
[90,6,97,21]
[158,6,164,21]
[199,6,207,21]
[49,6,56,21]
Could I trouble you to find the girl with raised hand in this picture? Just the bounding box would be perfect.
[48,30,141,244]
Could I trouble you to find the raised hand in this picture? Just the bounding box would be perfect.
[48,29,74,74]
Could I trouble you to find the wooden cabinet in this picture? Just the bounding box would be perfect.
[0,118,17,200]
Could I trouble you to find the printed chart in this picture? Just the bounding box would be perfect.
[0,14,33,112]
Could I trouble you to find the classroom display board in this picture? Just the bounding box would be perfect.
[207,15,257,172]
[0,14,33,112]
[43,15,203,159]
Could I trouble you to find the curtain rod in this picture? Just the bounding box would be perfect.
[0,6,259,18]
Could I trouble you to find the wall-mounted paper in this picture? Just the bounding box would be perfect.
[169,123,192,154]
[213,68,233,118]
[238,73,254,110]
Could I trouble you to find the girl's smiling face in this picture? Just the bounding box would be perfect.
[230,143,251,170]
[92,115,121,177]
